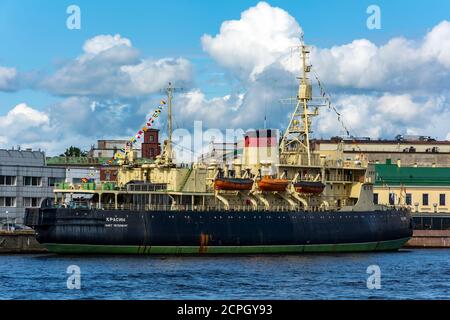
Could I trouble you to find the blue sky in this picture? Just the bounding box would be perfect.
[1,0,449,84]
[1,0,450,155]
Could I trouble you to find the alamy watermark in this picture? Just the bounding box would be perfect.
[366,5,381,30]
[66,265,81,290]
[66,5,81,30]
[366,265,381,289]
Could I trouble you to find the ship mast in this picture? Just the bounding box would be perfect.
[165,82,174,164]
[280,36,318,166]
[162,82,182,165]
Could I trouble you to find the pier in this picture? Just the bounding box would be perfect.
[405,230,450,248]
[0,230,47,253]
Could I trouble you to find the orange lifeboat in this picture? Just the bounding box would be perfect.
[294,181,325,194]
[257,176,289,192]
[214,178,254,191]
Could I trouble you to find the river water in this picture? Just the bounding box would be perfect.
[0,249,448,300]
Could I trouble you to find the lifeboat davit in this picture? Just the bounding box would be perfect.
[294,181,325,194]
[214,178,254,191]
[258,176,289,192]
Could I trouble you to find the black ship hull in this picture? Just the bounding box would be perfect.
[25,208,413,254]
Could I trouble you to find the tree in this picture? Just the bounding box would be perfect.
[60,146,88,157]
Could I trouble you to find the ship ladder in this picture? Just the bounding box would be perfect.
[178,167,193,192]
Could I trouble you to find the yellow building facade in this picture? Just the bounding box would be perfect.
[373,162,450,213]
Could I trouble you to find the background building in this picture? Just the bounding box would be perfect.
[0,149,65,224]
[312,138,450,167]
[65,167,100,184]
[373,160,450,213]
[89,140,142,158]
[199,141,241,164]
[46,157,101,184]
[47,130,162,184]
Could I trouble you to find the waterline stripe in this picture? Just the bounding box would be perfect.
[44,237,411,254]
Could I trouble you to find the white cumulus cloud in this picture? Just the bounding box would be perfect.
[201,1,302,81]
[176,89,245,128]
[422,20,450,68]
[308,20,450,91]
[4,2,450,156]
[201,2,450,94]
[0,66,18,91]
[0,103,51,146]
[41,34,192,98]
[83,34,132,55]
[314,94,450,140]
[0,98,149,155]
[121,58,192,96]
[0,103,49,127]
[197,2,450,141]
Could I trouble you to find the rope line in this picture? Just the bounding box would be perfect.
[311,70,362,153]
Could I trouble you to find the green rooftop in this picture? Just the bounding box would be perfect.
[46,156,104,165]
[46,156,154,166]
[375,163,450,187]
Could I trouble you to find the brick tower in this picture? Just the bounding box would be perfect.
[141,129,161,159]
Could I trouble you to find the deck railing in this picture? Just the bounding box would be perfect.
[52,202,409,213]
[65,203,304,212]
[62,203,410,212]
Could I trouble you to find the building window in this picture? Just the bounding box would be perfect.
[373,193,378,204]
[0,197,16,207]
[423,193,429,206]
[23,176,42,186]
[23,197,41,208]
[389,193,395,205]
[440,194,446,206]
[405,193,412,206]
[149,135,154,142]
[48,177,64,187]
[0,175,16,186]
